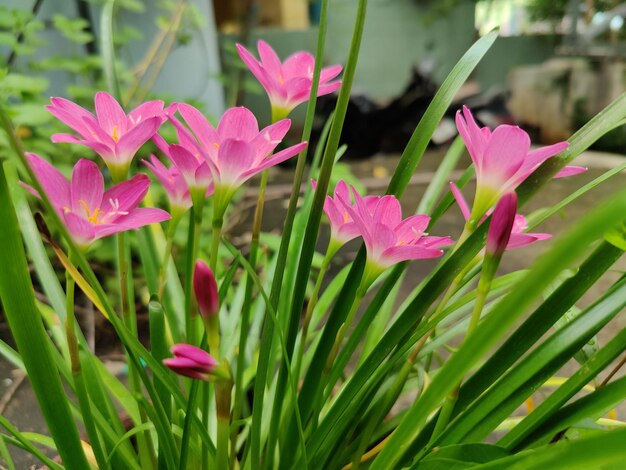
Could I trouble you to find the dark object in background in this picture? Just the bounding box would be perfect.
[311,66,510,158]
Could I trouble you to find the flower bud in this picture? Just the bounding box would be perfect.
[486,192,517,257]
[163,344,217,381]
[193,260,219,318]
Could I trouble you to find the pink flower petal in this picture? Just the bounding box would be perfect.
[171,344,217,368]
[50,133,114,158]
[176,103,220,155]
[282,51,315,80]
[217,107,259,142]
[218,138,256,184]
[64,212,96,245]
[257,39,283,76]
[507,232,551,249]
[380,245,444,265]
[70,159,104,214]
[449,182,471,221]
[481,125,530,188]
[240,141,307,180]
[102,174,151,214]
[94,91,127,135]
[394,215,431,243]
[236,43,279,97]
[373,195,402,228]
[25,153,71,209]
[250,119,291,161]
[105,207,170,230]
[116,117,162,163]
[47,98,95,138]
[128,100,164,125]
[555,165,587,178]
[320,64,343,84]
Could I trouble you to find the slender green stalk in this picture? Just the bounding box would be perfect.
[185,205,204,344]
[230,170,270,465]
[292,243,337,380]
[157,217,180,299]
[210,216,223,272]
[216,378,233,470]
[65,258,109,470]
[178,380,199,470]
[249,0,332,463]
[101,0,122,101]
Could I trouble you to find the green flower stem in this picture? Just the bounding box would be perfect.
[429,245,498,443]
[229,169,270,466]
[178,379,199,470]
[210,216,223,273]
[185,204,204,344]
[324,269,375,376]
[157,215,181,299]
[65,256,109,470]
[216,376,233,470]
[293,241,338,381]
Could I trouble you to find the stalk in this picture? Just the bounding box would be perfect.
[65,257,108,470]
[185,204,204,344]
[157,216,181,299]
[292,243,337,381]
[230,170,270,465]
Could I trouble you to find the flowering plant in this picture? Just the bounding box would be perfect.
[1,3,626,470]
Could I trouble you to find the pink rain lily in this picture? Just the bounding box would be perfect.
[193,260,219,318]
[23,153,170,248]
[236,40,342,120]
[338,186,452,274]
[47,92,168,181]
[165,104,307,216]
[313,179,378,248]
[456,105,571,222]
[163,344,218,381]
[450,182,551,250]
[143,155,192,217]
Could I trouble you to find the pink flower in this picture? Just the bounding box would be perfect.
[456,106,569,221]
[165,105,307,216]
[339,186,452,272]
[193,260,219,318]
[313,179,378,247]
[143,155,192,216]
[152,130,214,207]
[163,344,218,381]
[47,92,167,180]
[555,165,587,178]
[23,153,170,248]
[450,182,551,250]
[236,40,342,119]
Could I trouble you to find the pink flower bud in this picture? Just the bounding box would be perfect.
[193,260,219,318]
[486,192,518,257]
[163,344,218,381]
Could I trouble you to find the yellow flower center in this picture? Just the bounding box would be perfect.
[111,125,119,142]
[79,200,104,225]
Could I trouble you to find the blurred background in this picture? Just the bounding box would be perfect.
[3,0,626,157]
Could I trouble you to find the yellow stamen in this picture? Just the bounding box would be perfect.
[213,142,220,149]
[111,125,119,142]
[79,200,104,225]
[343,211,350,223]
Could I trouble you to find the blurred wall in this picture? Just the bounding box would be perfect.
[5,0,225,118]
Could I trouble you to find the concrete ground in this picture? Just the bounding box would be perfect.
[1,147,625,467]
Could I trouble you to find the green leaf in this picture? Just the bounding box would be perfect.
[371,187,626,468]
[500,324,626,450]
[0,163,89,469]
[435,274,626,446]
[414,443,510,469]
[473,427,626,469]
